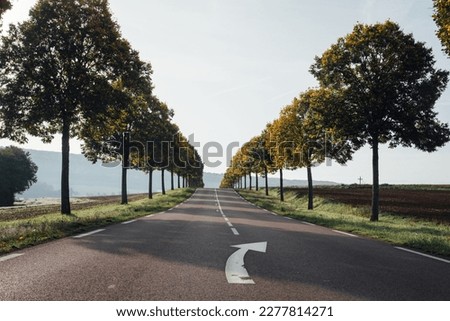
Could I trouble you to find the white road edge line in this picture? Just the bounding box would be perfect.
[73,229,105,239]
[302,221,316,226]
[0,253,24,262]
[147,212,165,217]
[121,219,137,225]
[226,221,233,227]
[231,228,240,235]
[395,247,450,264]
[333,230,358,238]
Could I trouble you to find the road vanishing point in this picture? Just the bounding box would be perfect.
[0,188,449,300]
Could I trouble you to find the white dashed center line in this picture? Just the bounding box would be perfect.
[215,189,239,236]
[230,228,240,236]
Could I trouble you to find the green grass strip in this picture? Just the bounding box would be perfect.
[238,188,450,258]
[0,188,195,254]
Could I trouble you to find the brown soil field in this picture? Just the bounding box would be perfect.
[286,186,450,224]
[0,194,147,222]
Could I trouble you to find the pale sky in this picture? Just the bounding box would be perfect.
[1,0,450,184]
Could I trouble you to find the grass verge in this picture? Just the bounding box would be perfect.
[0,188,195,255]
[238,188,450,259]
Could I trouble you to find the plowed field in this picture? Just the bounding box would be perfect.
[286,186,450,223]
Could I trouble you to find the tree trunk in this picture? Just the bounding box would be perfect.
[264,165,269,196]
[178,174,181,189]
[244,175,247,189]
[279,168,284,202]
[121,167,128,204]
[371,138,380,221]
[249,173,252,190]
[307,166,313,210]
[148,168,153,199]
[61,119,71,214]
[0,191,15,207]
[121,132,130,205]
[182,176,185,188]
[170,170,174,190]
[255,172,259,191]
[161,169,166,195]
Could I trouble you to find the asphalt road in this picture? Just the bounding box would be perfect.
[0,188,449,300]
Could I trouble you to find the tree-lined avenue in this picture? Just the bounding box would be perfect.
[0,188,449,300]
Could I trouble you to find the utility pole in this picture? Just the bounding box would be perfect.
[358,176,363,185]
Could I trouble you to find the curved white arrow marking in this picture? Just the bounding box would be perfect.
[225,242,267,284]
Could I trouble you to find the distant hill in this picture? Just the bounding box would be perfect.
[20,150,338,198]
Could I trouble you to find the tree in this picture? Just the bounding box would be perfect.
[0,0,147,214]
[221,147,248,189]
[267,110,301,202]
[310,21,450,221]
[259,133,270,195]
[171,132,205,190]
[0,146,37,206]
[161,120,181,195]
[277,89,352,210]
[240,141,257,190]
[172,133,190,191]
[187,147,205,188]
[141,100,174,198]
[81,93,177,204]
[136,100,177,196]
[222,150,244,189]
[433,0,450,57]
[248,131,274,196]
[83,78,153,204]
[0,0,11,20]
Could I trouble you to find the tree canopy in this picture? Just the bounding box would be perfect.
[271,89,352,209]
[0,0,11,19]
[310,21,450,221]
[222,20,449,223]
[433,0,450,57]
[0,0,152,213]
[0,146,37,206]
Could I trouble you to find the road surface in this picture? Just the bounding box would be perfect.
[1,188,449,300]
